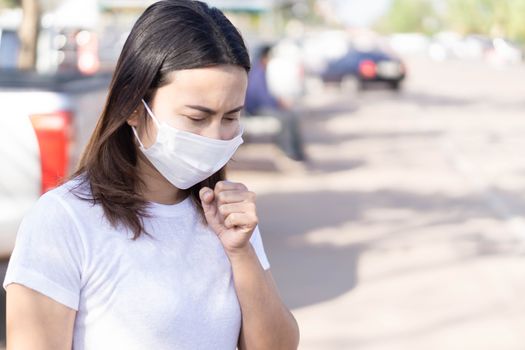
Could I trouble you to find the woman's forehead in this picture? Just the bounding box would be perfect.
[157,65,248,106]
[169,65,246,88]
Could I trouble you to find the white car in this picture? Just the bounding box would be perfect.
[0,73,108,259]
[0,89,71,258]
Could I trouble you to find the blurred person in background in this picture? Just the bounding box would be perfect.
[2,1,299,349]
[245,45,306,161]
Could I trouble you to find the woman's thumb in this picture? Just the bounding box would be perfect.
[199,187,217,222]
[199,187,213,204]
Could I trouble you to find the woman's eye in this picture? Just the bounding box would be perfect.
[186,116,206,123]
[223,115,239,122]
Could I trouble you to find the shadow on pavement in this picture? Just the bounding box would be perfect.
[256,187,525,310]
[301,103,359,122]
[303,130,444,146]
[256,191,364,310]
[305,158,366,173]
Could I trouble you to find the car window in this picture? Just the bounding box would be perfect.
[0,29,20,69]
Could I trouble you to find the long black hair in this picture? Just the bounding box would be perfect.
[72,0,251,238]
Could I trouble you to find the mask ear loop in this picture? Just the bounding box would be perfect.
[141,99,161,128]
[131,125,145,149]
[132,99,162,149]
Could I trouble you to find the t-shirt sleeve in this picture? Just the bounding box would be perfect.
[249,225,270,270]
[3,191,85,311]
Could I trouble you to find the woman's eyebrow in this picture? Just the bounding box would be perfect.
[185,105,244,115]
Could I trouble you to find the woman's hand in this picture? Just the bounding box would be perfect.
[199,181,258,255]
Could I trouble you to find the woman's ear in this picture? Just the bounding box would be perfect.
[127,109,140,126]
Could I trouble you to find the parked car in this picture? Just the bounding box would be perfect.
[0,70,110,259]
[321,48,406,90]
[0,28,20,69]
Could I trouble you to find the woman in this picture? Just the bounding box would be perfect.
[3,1,300,349]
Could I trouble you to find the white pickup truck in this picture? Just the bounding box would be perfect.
[0,70,110,259]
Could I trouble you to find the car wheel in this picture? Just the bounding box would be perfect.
[357,79,367,91]
[389,81,401,91]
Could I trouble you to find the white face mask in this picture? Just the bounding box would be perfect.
[132,99,244,189]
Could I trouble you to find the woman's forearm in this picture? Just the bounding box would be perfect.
[227,244,300,350]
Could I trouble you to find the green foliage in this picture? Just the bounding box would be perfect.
[375,0,439,35]
[0,0,20,9]
[446,0,525,42]
[447,0,501,34]
[376,0,525,42]
[507,0,525,41]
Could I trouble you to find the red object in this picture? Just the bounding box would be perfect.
[359,60,377,79]
[30,111,73,193]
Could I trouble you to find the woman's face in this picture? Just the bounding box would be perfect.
[129,64,248,147]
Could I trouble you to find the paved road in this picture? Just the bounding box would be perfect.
[231,57,525,349]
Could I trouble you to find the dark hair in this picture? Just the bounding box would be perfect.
[257,44,273,61]
[71,0,251,239]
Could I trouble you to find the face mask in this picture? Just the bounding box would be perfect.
[132,99,244,189]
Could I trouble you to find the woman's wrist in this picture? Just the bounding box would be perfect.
[225,243,256,264]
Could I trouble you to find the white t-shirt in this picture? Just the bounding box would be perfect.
[3,178,270,350]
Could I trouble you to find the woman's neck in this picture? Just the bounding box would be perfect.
[136,158,187,205]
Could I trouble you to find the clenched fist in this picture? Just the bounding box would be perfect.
[199,181,258,254]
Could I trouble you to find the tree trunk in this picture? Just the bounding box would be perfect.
[17,0,40,70]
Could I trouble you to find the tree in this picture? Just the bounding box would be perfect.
[375,0,439,35]
[17,0,41,70]
[0,0,19,8]
[375,0,525,43]
[0,0,40,70]
[506,0,525,42]
[446,0,525,42]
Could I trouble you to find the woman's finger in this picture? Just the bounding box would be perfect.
[215,181,248,193]
[224,212,258,229]
[216,190,256,205]
[218,202,256,217]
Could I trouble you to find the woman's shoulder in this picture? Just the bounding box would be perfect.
[52,174,91,197]
[11,178,90,263]
[31,175,95,223]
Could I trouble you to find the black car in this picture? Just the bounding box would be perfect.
[321,49,406,90]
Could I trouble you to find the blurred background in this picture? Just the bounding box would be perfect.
[1,0,525,349]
